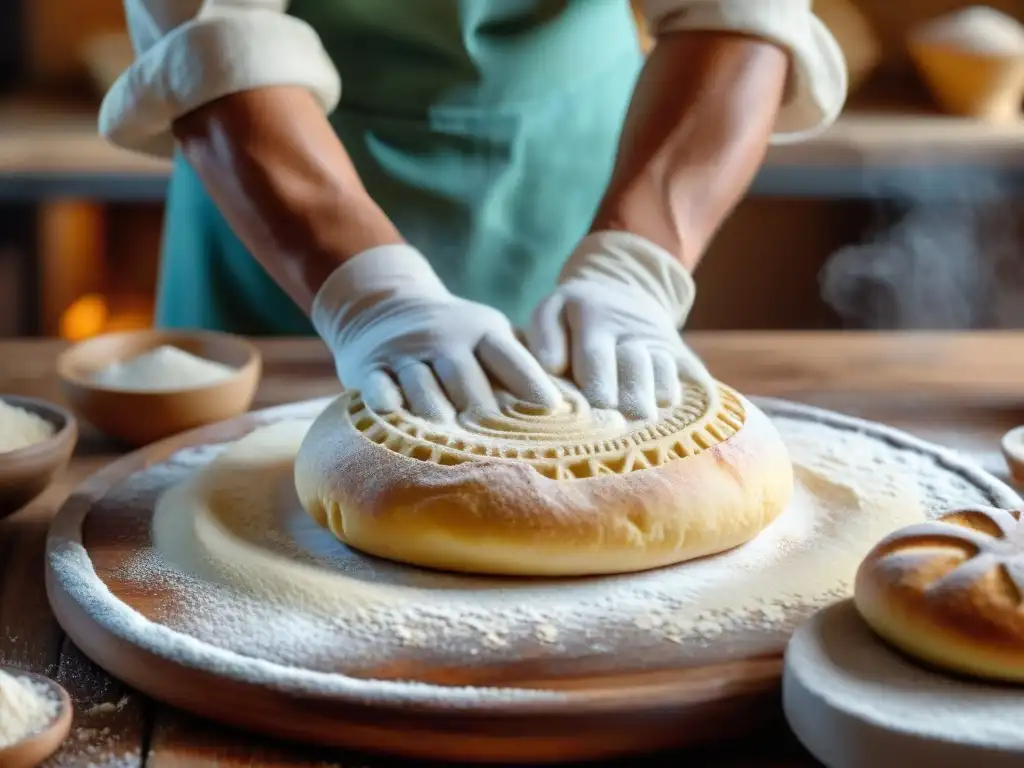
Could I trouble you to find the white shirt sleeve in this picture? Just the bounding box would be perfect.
[100,0,341,158]
[639,0,848,143]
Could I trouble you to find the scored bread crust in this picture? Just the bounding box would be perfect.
[854,506,1024,682]
[294,382,794,577]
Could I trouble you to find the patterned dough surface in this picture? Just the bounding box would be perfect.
[855,506,1024,682]
[294,379,794,576]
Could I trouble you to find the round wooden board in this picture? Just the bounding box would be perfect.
[44,398,1022,764]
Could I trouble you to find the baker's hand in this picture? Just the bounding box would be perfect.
[313,244,562,422]
[527,231,712,422]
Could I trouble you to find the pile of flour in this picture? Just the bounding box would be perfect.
[91,345,236,392]
[0,669,60,747]
[0,399,56,453]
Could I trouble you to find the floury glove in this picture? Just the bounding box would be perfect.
[312,244,563,422]
[527,231,713,422]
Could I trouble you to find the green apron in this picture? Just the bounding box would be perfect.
[156,0,643,334]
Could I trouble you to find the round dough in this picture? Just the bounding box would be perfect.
[294,380,794,576]
[854,506,1024,682]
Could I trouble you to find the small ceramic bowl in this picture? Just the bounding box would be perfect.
[0,396,78,520]
[1001,425,1024,486]
[56,330,262,448]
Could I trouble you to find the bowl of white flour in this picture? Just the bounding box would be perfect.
[0,395,77,518]
[56,330,261,448]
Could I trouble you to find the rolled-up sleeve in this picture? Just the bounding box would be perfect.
[640,0,848,143]
[100,0,341,157]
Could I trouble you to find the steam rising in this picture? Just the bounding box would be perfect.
[820,171,1024,329]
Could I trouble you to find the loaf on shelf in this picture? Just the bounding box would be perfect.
[80,32,134,95]
[908,6,1024,123]
[813,0,882,95]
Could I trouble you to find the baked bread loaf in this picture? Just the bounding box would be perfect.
[854,506,1024,682]
[294,379,793,576]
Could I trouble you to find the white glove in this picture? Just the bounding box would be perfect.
[312,244,562,422]
[527,231,712,422]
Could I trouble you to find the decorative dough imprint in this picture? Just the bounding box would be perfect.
[875,507,1024,607]
[342,382,747,480]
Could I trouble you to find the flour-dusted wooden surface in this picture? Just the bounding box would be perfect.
[3,332,1024,767]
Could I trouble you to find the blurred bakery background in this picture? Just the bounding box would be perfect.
[0,0,1021,340]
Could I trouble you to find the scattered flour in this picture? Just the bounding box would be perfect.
[0,669,60,747]
[58,725,135,768]
[911,6,1024,55]
[0,399,56,453]
[45,397,1021,708]
[82,695,130,716]
[91,345,236,392]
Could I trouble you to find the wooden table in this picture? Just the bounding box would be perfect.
[2,332,1023,767]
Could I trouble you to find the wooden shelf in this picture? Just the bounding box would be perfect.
[0,94,1020,199]
[767,107,1024,169]
[0,97,169,176]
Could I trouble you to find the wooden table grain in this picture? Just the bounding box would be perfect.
[2,332,1023,768]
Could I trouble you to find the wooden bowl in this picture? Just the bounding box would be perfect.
[56,330,262,448]
[0,396,78,520]
[0,668,73,768]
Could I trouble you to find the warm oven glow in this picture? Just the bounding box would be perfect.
[60,294,109,340]
[59,294,153,340]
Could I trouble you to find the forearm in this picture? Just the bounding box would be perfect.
[592,32,787,271]
[173,86,403,313]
